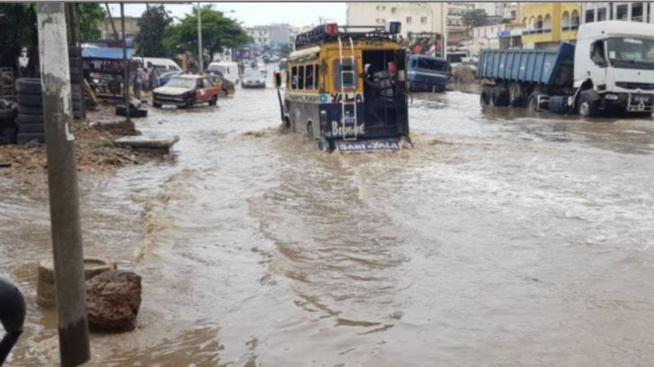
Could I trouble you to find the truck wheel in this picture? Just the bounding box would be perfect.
[480,87,491,106]
[579,93,599,118]
[509,82,523,107]
[490,88,509,107]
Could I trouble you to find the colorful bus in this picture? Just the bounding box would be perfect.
[274,22,412,153]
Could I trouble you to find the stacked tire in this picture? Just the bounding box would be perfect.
[69,47,83,120]
[16,78,46,144]
[0,100,17,145]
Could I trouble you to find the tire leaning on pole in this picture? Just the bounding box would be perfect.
[35,3,91,366]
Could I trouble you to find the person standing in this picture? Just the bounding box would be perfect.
[133,62,145,100]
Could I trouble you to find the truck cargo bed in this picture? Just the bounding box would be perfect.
[476,43,575,87]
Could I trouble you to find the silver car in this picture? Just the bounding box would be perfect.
[241,70,266,89]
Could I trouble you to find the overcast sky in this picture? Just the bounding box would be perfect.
[116,3,347,28]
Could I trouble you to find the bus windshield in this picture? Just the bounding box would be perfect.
[415,57,448,72]
[606,37,654,69]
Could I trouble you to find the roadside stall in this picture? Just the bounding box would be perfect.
[82,46,132,99]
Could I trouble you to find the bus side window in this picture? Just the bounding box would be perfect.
[298,65,305,90]
[314,64,319,89]
[305,65,314,90]
[291,66,298,89]
[334,61,357,90]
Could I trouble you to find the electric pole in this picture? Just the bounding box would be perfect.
[36,3,91,366]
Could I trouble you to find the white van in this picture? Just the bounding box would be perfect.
[138,57,182,73]
[207,61,240,84]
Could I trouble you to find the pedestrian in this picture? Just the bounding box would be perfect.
[132,61,145,100]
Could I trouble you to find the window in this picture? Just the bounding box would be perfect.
[571,10,580,25]
[598,8,607,21]
[376,18,385,24]
[333,60,357,90]
[617,4,628,20]
[632,3,644,21]
[291,66,298,89]
[584,9,594,23]
[298,65,305,89]
[391,7,397,14]
[202,78,213,88]
[406,16,412,24]
[421,16,428,24]
[376,5,385,10]
[305,64,315,90]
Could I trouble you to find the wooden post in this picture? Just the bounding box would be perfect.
[36,3,91,366]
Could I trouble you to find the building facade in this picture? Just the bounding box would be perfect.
[268,23,292,49]
[581,2,654,23]
[346,2,448,39]
[521,2,580,49]
[246,26,271,47]
[100,16,140,40]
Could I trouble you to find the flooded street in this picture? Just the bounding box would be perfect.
[3,81,654,366]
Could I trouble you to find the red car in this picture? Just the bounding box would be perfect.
[152,74,222,109]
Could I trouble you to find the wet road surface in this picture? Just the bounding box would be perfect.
[2,78,654,366]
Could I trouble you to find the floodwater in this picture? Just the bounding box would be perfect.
[2,77,654,366]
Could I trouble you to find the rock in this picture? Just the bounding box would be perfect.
[86,270,142,333]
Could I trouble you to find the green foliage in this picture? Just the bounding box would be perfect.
[0,3,105,47]
[135,5,172,57]
[163,4,249,63]
[462,9,488,29]
[0,3,37,47]
[76,3,105,41]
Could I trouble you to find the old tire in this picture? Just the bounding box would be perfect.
[17,113,43,124]
[17,94,43,107]
[18,122,45,134]
[508,82,523,107]
[0,103,17,121]
[17,104,42,116]
[579,92,600,118]
[15,78,42,94]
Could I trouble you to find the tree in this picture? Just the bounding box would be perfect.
[135,5,172,57]
[163,4,249,63]
[0,3,37,47]
[462,9,488,33]
[76,3,105,41]
[0,3,104,46]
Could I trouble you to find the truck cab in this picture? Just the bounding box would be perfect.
[574,21,654,116]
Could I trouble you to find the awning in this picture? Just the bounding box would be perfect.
[82,47,132,60]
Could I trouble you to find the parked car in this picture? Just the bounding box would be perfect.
[159,71,183,86]
[152,74,221,109]
[241,70,266,89]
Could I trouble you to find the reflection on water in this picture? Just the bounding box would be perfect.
[2,85,654,366]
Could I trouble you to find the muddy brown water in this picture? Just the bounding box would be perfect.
[2,77,654,366]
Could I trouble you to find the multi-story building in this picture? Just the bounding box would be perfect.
[521,2,580,49]
[100,16,140,40]
[471,23,521,51]
[500,2,522,23]
[268,23,292,49]
[581,2,654,23]
[346,2,448,39]
[246,26,271,47]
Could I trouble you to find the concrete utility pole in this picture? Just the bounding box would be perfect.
[35,3,91,367]
[121,2,130,121]
[197,2,203,72]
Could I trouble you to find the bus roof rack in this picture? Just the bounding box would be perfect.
[294,24,401,50]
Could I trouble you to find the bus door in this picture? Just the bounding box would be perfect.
[362,49,404,136]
